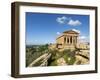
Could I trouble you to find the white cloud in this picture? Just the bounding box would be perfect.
[56,16,82,26]
[56,16,67,24]
[68,19,81,26]
[56,32,61,35]
[62,16,67,20]
[79,36,89,43]
[72,29,80,33]
[79,36,86,39]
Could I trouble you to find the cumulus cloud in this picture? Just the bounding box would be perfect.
[68,19,81,26]
[56,16,82,26]
[72,29,80,33]
[79,36,89,43]
[56,32,61,35]
[79,36,87,39]
[56,16,67,24]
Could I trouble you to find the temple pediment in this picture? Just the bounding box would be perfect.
[63,30,79,34]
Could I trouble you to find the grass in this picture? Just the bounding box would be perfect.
[63,50,76,65]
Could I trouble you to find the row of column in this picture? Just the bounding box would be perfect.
[64,36,77,44]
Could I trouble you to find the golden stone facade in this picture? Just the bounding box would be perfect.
[49,30,90,65]
[49,30,89,51]
[56,30,79,50]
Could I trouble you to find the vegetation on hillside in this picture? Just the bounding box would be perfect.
[48,49,76,66]
[26,44,49,67]
[26,44,76,67]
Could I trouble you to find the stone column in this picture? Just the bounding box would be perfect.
[76,36,77,44]
[74,36,76,44]
[73,36,74,44]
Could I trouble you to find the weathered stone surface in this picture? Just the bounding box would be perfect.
[57,58,67,66]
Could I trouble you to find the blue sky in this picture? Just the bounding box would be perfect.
[26,12,89,45]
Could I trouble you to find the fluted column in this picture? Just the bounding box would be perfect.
[76,36,77,44]
[74,36,76,44]
[73,36,74,44]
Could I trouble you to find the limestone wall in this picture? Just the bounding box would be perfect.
[76,43,89,49]
[56,36,64,44]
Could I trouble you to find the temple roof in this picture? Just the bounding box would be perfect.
[63,30,79,34]
[56,30,79,40]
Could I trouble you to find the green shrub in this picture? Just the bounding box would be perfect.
[62,49,76,65]
[50,60,57,66]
